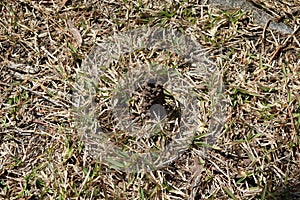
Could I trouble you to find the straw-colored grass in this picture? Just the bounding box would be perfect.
[0,0,299,199]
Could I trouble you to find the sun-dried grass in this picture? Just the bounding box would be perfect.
[0,0,299,199]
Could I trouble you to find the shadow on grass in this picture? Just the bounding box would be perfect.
[262,177,300,200]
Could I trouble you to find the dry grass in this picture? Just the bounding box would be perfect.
[0,0,300,199]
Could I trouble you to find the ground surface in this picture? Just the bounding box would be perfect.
[0,0,300,199]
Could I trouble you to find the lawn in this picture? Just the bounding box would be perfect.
[0,0,299,199]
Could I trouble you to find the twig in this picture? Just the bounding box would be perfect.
[261,19,271,55]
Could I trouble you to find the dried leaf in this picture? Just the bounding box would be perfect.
[67,19,82,48]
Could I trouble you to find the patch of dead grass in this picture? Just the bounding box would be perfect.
[0,0,300,199]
